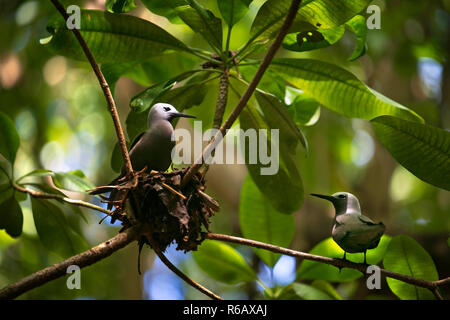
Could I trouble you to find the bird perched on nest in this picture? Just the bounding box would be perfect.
[107,103,195,210]
[311,192,385,264]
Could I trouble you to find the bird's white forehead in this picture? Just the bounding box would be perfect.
[152,103,179,113]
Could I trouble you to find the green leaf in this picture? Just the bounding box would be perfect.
[141,0,184,23]
[278,283,335,300]
[52,171,95,193]
[0,111,20,164]
[106,0,137,13]
[0,196,23,238]
[24,183,67,198]
[346,15,367,61]
[16,169,54,183]
[217,0,250,27]
[249,0,369,44]
[174,0,223,52]
[43,10,192,63]
[31,198,80,258]
[372,116,450,191]
[282,25,345,52]
[270,58,423,122]
[193,240,257,284]
[0,183,14,205]
[383,235,438,300]
[239,174,295,267]
[238,87,306,214]
[297,236,391,282]
[285,88,321,126]
[310,280,343,300]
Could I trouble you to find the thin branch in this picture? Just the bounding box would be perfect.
[138,207,221,300]
[206,233,449,300]
[12,183,112,216]
[181,0,302,186]
[49,0,133,176]
[0,225,141,300]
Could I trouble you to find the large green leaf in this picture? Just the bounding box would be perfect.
[106,0,137,13]
[239,175,295,267]
[31,198,81,257]
[383,235,438,300]
[42,10,192,63]
[372,116,450,191]
[297,236,391,282]
[238,89,306,214]
[0,183,14,205]
[285,88,321,126]
[0,196,23,238]
[173,0,223,52]
[217,0,250,27]
[141,0,185,23]
[0,112,20,164]
[249,0,369,45]
[193,240,257,284]
[270,58,423,122]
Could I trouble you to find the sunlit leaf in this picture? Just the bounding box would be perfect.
[285,88,321,126]
[106,0,137,13]
[141,0,184,23]
[0,196,23,238]
[372,115,450,191]
[383,235,438,300]
[346,15,367,61]
[297,236,391,282]
[277,283,335,300]
[193,240,257,284]
[43,10,192,63]
[52,171,95,193]
[239,174,295,266]
[0,112,20,164]
[16,169,54,183]
[270,58,423,122]
[217,0,250,27]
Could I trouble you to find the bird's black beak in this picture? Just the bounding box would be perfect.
[172,112,196,119]
[311,193,336,202]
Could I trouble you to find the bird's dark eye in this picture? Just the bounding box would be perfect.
[338,194,346,198]
[164,107,171,112]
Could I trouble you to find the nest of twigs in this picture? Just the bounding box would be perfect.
[90,169,219,253]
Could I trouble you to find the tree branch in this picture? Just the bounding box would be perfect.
[206,233,449,300]
[12,183,112,216]
[0,225,141,300]
[181,0,302,186]
[49,0,133,176]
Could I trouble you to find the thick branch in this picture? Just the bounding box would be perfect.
[206,233,449,299]
[13,183,112,216]
[0,225,141,300]
[50,0,133,176]
[181,0,302,186]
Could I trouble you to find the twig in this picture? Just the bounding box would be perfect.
[142,227,222,300]
[0,225,141,300]
[206,233,449,300]
[13,183,112,216]
[161,182,187,200]
[49,0,133,176]
[181,0,302,186]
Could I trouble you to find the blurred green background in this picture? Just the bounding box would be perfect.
[0,0,449,299]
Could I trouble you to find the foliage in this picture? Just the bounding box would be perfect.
[0,0,448,300]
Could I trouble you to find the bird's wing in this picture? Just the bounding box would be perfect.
[129,132,145,153]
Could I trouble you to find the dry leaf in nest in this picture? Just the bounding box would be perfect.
[90,169,219,253]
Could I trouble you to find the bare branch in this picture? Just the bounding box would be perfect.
[0,225,141,300]
[206,232,449,300]
[49,0,133,176]
[181,0,303,186]
[12,183,112,216]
